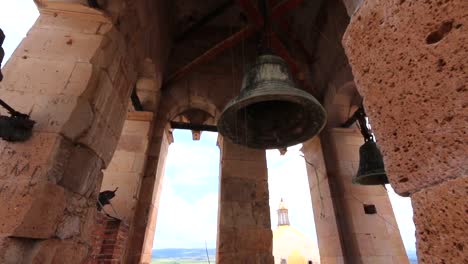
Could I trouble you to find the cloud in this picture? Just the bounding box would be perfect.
[153,176,219,249]
[153,130,220,249]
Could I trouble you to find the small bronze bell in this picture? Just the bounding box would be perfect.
[353,140,389,185]
[217,54,326,149]
[342,107,389,185]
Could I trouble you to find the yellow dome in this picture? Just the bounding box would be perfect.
[273,226,320,264]
[288,250,306,264]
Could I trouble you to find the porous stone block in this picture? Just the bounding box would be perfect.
[0,182,66,239]
[343,0,467,194]
[35,12,103,34]
[0,237,35,264]
[29,239,89,264]
[217,139,273,263]
[411,177,468,263]
[15,27,104,62]
[58,144,103,196]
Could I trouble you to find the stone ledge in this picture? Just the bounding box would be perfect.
[126,111,154,122]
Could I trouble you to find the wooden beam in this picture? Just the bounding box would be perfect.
[176,0,234,43]
[270,32,299,75]
[165,0,307,87]
[164,26,256,86]
[170,121,218,132]
[271,0,305,20]
[236,0,264,26]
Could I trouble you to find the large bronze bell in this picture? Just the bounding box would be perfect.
[353,140,389,185]
[217,54,326,149]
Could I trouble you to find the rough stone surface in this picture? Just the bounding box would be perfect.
[125,129,169,264]
[217,138,274,264]
[29,239,89,264]
[101,112,153,222]
[0,237,35,264]
[343,0,468,194]
[318,129,408,263]
[56,215,81,240]
[0,7,134,263]
[0,181,66,239]
[302,137,345,264]
[411,177,468,264]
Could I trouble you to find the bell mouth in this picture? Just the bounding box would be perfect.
[352,172,389,185]
[218,85,326,149]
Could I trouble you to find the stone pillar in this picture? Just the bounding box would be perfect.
[343,1,467,263]
[125,120,171,264]
[0,6,134,264]
[100,111,154,222]
[320,129,409,264]
[302,137,345,264]
[216,137,274,264]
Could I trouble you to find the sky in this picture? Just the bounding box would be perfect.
[153,130,416,254]
[1,0,416,255]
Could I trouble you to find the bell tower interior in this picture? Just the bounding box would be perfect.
[0,0,465,264]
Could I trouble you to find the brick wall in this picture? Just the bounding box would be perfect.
[86,211,130,264]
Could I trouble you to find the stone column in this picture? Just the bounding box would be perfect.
[216,137,274,264]
[343,1,467,263]
[0,6,134,264]
[320,129,409,264]
[302,137,345,264]
[100,111,154,222]
[125,120,171,264]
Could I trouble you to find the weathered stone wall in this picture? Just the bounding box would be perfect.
[302,137,345,264]
[125,125,171,264]
[0,7,134,263]
[321,129,409,264]
[217,137,274,264]
[343,0,467,263]
[101,111,153,223]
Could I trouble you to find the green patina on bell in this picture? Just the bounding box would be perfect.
[353,140,389,185]
[217,54,326,149]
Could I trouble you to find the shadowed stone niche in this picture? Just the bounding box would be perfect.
[343,0,467,263]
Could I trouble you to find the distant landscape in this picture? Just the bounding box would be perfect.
[152,248,418,264]
[152,249,216,264]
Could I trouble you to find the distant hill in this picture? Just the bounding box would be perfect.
[152,248,215,261]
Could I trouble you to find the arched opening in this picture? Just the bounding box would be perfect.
[267,144,321,264]
[152,129,219,262]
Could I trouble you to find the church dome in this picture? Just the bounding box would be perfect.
[273,199,320,264]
